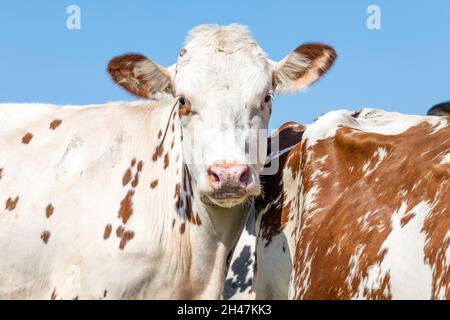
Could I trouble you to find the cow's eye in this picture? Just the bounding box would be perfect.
[261,93,273,109]
[178,96,191,116]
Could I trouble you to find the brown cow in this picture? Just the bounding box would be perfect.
[254,108,450,299]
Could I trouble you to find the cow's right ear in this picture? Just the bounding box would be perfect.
[107,53,174,98]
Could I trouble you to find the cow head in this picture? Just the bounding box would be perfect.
[108,24,336,208]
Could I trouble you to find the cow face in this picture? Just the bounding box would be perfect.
[108,24,336,208]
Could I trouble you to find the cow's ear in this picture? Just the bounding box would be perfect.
[108,53,174,98]
[273,43,336,94]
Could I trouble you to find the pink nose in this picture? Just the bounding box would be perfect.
[208,164,251,191]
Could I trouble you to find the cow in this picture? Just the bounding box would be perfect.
[254,108,450,299]
[428,102,450,116]
[224,122,305,299]
[0,24,336,299]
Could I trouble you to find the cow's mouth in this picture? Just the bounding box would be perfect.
[201,192,249,208]
[212,191,245,199]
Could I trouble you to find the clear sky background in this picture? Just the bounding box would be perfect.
[0,1,449,129]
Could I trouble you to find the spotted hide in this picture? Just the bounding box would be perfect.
[254,109,450,300]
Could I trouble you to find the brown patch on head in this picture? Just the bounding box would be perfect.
[273,43,336,93]
[107,53,173,98]
[21,133,33,144]
[41,231,51,244]
[150,179,158,189]
[119,230,135,250]
[163,153,170,169]
[51,288,57,300]
[49,119,62,130]
[122,168,132,186]
[5,196,19,211]
[45,204,54,218]
[118,190,134,224]
[103,224,112,240]
[152,145,164,161]
[179,223,186,234]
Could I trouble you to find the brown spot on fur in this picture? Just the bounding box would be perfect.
[103,224,112,240]
[150,179,158,189]
[171,139,175,149]
[152,145,164,161]
[172,219,176,228]
[118,190,134,224]
[119,231,135,250]
[51,288,57,300]
[137,160,143,172]
[179,223,186,234]
[131,158,136,167]
[174,183,180,199]
[400,212,416,227]
[131,172,139,188]
[49,119,62,130]
[116,225,125,238]
[164,153,169,169]
[195,213,202,226]
[5,196,19,211]
[45,204,54,218]
[41,231,50,244]
[0,168,3,180]
[21,133,33,144]
[122,169,132,186]
[103,290,107,298]
[158,130,162,139]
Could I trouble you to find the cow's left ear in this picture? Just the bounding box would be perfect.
[108,53,174,98]
[273,43,336,94]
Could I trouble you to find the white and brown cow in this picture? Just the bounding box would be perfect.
[254,108,450,299]
[0,24,336,299]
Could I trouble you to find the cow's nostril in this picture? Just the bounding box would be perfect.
[239,167,250,184]
[212,172,220,183]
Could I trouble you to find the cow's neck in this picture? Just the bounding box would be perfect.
[174,162,249,299]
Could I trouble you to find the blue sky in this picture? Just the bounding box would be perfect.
[0,1,449,128]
